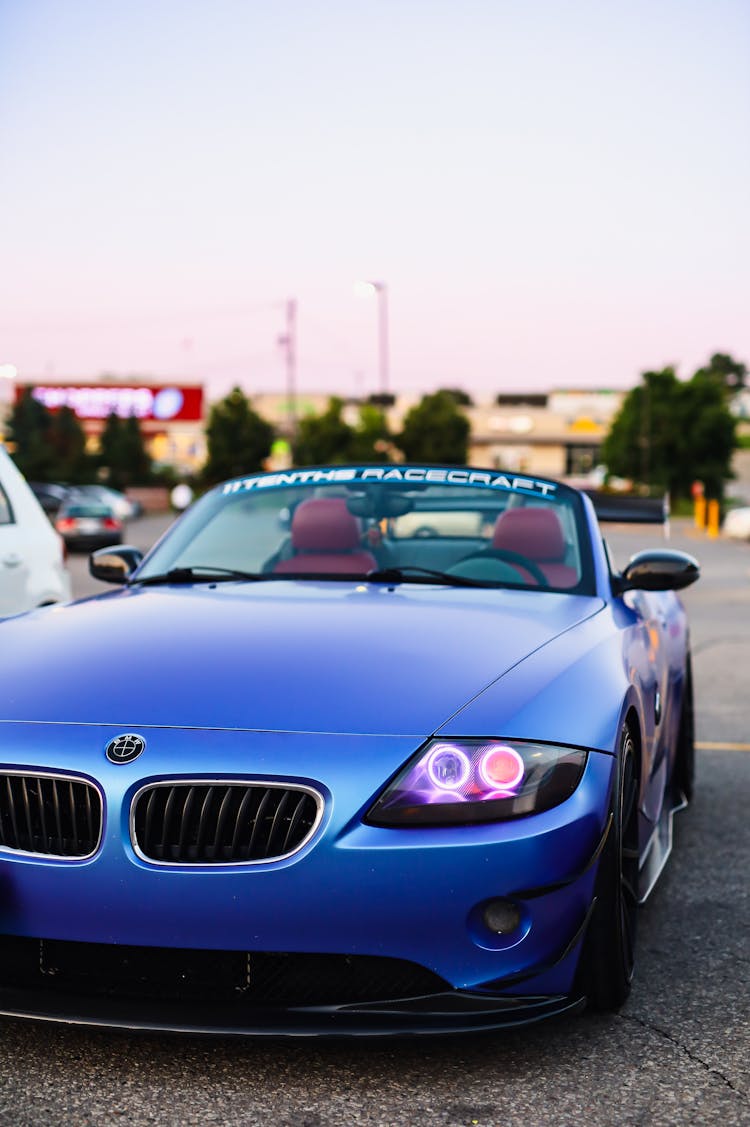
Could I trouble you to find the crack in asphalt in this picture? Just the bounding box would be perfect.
[622,1014,748,1101]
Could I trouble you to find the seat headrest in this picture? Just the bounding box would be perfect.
[492,508,566,562]
[291,497,361,552]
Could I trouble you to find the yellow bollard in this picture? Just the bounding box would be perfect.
[694,495,706,529]
[707,499,720,539]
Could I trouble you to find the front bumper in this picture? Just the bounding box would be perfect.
[0,936,585,1035]
[0,722,615,1033]
[0,985,585,1037]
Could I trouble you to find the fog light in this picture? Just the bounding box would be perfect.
[482,899,521,935]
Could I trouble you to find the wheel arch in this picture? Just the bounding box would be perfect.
[623,705,643,783]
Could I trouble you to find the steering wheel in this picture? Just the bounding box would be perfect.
[449,547,550,587]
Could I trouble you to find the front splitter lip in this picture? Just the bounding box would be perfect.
[0,987,585,1037]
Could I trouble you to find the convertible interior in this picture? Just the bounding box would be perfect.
[264,495,582,589]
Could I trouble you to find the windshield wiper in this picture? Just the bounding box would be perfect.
[131,565,499,589]
[365,566,492,588]
[129,566,265,587]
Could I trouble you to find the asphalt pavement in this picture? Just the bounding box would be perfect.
[1,516,747,1126]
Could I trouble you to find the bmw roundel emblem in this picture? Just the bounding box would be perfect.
[106,734,146,764]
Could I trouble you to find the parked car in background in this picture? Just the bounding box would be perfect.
[0,448,72,616]
[29,481,71,517]
[54,499,123,552]
[70,485,143,522]
[723,506,750,540]
[30,483,143,523]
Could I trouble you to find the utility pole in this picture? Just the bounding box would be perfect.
[640,374,651,491]
[278,299,297,436]
[376,282,389,399]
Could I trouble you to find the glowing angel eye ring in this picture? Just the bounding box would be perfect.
[425,744,472,791]
[479,745,525,792]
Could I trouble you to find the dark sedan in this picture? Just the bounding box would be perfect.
[54,500,122,552]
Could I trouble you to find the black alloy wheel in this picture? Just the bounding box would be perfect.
[578,725,640,1011]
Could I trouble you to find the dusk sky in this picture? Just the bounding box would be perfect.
[1,0,748,402]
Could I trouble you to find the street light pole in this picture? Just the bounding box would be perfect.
[277,298,297,434]
[374,281,389,399]
[355,280,389,400]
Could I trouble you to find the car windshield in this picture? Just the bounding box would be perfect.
[63,504,112,518]
[135,466,595,593]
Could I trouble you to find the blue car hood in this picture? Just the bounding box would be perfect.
[0,582,603,735]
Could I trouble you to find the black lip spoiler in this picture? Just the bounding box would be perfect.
[583,490,670,525]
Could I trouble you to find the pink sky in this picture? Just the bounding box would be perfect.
[1,0,748,402]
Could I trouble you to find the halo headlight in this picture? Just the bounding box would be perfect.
[366,739,587,826]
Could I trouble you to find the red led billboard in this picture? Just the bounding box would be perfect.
[16,384,204,423]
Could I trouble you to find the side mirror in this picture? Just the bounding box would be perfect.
[615,549,700,594]
[89,545,144,584]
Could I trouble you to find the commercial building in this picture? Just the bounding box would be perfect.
[466,389,624,477]
[10,379,206,473]
[251,387,625,479]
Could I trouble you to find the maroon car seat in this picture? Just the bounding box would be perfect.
[273,497,377,575]
[491,508,578,587]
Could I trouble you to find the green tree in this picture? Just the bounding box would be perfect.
[602,363,736,500]
[601,368,680,492]
[203,387,274,483]
[5,390,55,480]
[677,371,736,499]
[693,352,747,394]
[98,413,152,489]
[348,404,392,463]
[121,416,153,485]
[292,397,355,466]
[48,406,92,484]
[437,387,474,407]
[396,391,470,464]
[98,413,127,490]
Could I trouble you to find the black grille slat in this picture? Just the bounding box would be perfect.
[133,782,320,865]
[67,781,78,852]
[212,787,235,860]
[143,788,160,858]
[37,779,50,849]
[282,792,310,856]
[178,787,197,857]
[266,791,291,859]
[246,789,273,861]
[0,773,101,858]
[195,786,216,857]
[161,786,180,859]
[51,780,64,849]
[231,787,255,857]
[84,784,94,845]
[19,777,35,847]
[5,777,20,843]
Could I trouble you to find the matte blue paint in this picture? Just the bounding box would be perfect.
[0,587,604,734]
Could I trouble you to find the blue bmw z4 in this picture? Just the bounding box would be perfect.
[0,465,699,1035]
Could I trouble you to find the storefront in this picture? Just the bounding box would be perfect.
[13,380,206,472]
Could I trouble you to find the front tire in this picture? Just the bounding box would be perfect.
[578,725,640,1011]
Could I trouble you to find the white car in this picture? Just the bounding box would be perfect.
[0,446,72,616]
[723,506,750,541]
